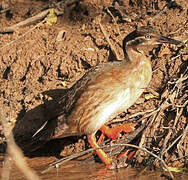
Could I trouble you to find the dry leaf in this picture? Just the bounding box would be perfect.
[61,81,67,87]
[164,167,186,172]
[159,46,171,57]
[45,8,57,26]
[144,93,158,100]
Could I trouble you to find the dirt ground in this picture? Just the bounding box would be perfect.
[0,0,187,178]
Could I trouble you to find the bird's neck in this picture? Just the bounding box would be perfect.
[124,44,144,63]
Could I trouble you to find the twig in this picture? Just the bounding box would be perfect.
[0,7,11,14]
[110,108,156,123]
[0,0,81,34]
[0,20,44,51]
[177,124,188,160]
[176,98,188,108]
[106,7,123,40]
[160,68,188,158]
[0,0,82,50]
[42,143,174,179]
[137,102,171,123]
[162,128,186,157]
[98,20,121,60]
[41,147,96,174]
[149,4,168,22]
[0,112,41,180]
[112,144,174,179]
[0,9,50,33]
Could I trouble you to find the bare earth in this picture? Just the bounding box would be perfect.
[0,0,187,179]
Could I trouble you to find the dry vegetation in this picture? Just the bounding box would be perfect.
[0,0,187,179]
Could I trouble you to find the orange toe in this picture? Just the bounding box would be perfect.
[92,123,136,166]
[100,123,136,141]
[118,149,136,160]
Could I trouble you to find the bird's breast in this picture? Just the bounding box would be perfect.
[67,57,152,135]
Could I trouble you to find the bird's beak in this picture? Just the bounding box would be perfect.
[157,36,182,45]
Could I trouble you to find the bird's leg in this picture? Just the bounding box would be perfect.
[97,123,137,162]
[98,123,136,144]
[89,123,136,167]
[88,134,112,167]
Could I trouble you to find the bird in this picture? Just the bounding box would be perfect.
[12,26,181,167]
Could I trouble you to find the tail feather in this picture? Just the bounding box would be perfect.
[12,103,59,152]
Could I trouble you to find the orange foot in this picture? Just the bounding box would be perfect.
[118,149,136,160]
[98,123,136,144]
[97,123,136,167]
[88,123,136,168]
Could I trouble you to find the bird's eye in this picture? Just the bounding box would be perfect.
[145,34,151,39]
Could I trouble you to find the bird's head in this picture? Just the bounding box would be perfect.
[123,26,182,59]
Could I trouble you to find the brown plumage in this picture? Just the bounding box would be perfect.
[13,26,181,166]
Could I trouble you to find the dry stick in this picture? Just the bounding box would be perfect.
[129,108,156,119]
[0,20,45,51]
[106,7,123,40]
[111,108,156,123]
[0,0,81,34]
[149,4,168,22]
[41,143,174,179]
[138,111,159,150]
[139,100,171,124]
[112,101,172,124]
[0,9,50,33]
[0,7,11,14]
[161,70,187,158]
[0,113,41,180]
[105,121,148,156]
[98,21,121,60]
[112,144,174,180]
[146,87,160,97]
[138,89,179,171]
[173,108,184,129]
[41,147,96,174]
[176,99,188,108]
[177,124,188,160]
[0,0,81,50]
[6,138,41,180]
[162,128,187,157]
